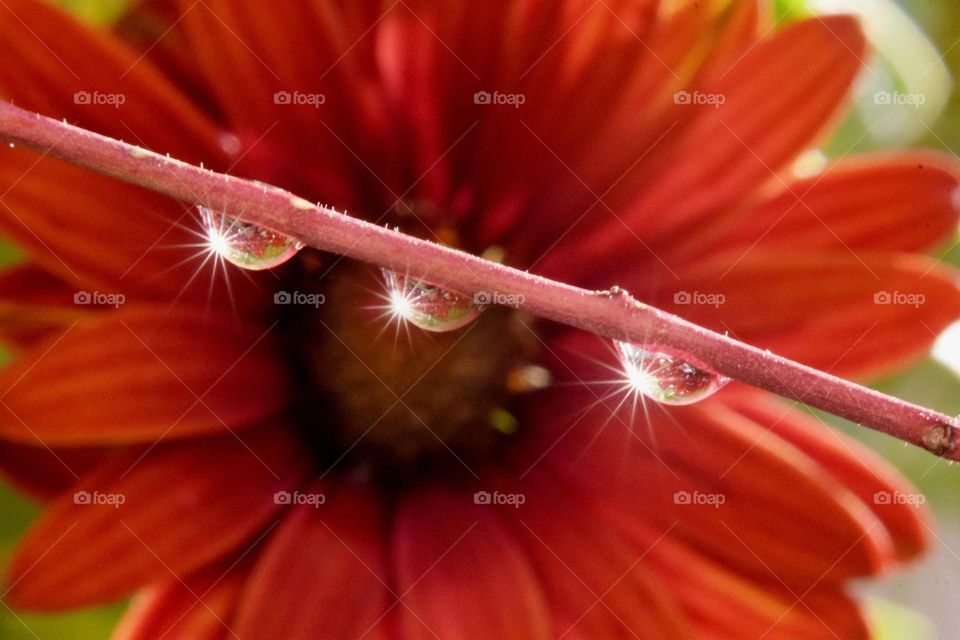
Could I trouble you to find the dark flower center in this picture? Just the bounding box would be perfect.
[281,254,540,482]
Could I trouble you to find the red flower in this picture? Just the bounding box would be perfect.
[0,1,958,638]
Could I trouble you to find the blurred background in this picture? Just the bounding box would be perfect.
[0,0,958,637]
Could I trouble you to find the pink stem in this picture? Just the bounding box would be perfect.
[0,100,956,459]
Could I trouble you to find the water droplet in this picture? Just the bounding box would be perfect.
[382,269,481,332]
[615,341,729,406]
[200,206,302,270]
[7,142,14,148]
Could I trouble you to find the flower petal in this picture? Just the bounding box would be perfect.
[0,262,82,348]
[114,0,224,121]
[623,13,866,238]
[0,441,104,500]
[234,482,393,640]
[516,376,876,640]
[635,531,871,639]
[0,0,222,162]
[511,476,694,639]
[654,250,960,378]
[637,402,896,585]
[0,0,274,306]
[0,305,290,445]
[0,152,276,309]
[517,376,897,591]
[467,0,748,251]
[724,390,929,563]
[172,0,392,202]
[393,487,553,640]
[546,14,869,283]
[112,559,249,640]
[5,426,310,610]
[718,151,960,254]
[634,403,893,589]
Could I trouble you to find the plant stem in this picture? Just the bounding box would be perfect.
[0,100,956,459]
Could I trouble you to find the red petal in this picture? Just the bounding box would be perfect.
[113,559,250,640]
[172,0,391,202]
[5,426,310,610]
[689,0,766,87]
[719,151,960,254]
[468,0,745,250]
[0,0,275,307]
[636,531,870,639]
[654,251,960,378]
[0,0,222,162]
[513,391,875,638]
[645,401,896,583]
[0,263,81,348]
[724,391,930,562]
[547,15,868,283]
[512,476,694,638]
[113,0,224,122]
[0,305,290,445]
[624,14,866,238]
[235,482,393,640]
[393,487,553,640]
[517,377,897,590]
[0,441,104,500]
[0,153,276,310]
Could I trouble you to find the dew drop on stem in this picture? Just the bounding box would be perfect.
[200,205,303,270]
[382,269,482,333]
[615,340,729,405]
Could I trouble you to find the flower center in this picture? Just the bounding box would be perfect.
[282,255,540,481]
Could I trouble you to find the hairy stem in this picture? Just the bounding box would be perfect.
[1,100,956,459]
